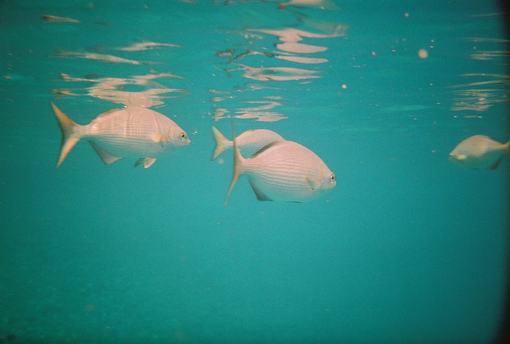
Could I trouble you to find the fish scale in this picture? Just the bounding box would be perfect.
[51,102,190,168]
[225,130,336,204]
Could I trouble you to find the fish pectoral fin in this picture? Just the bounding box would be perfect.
[489,157,503,170]
[305,169,323,191]
[305,177,320,191]
[135,157,157,168]
[151,133,168,146]
[88,141,122,165]
[249,179,273,202]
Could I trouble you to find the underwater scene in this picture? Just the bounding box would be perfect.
[1,0,509,343]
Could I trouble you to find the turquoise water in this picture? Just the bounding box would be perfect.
[1,0,509,343]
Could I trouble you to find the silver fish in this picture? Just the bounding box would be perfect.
[224,126,336,204]
[51,102,190,168]
[211,126,284,160]
[449,135,509,170]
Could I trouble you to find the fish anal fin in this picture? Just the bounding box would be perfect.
[249,179,273,202]
[135,157,157,168]
[88,141,122,165]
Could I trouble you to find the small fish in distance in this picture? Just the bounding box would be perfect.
[224,125,336,205]
[211,125,284,160]
[449,135,509,170]
[42,15,80,23]
[51,102,190,168]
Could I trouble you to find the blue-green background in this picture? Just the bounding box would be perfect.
[1,0,509,343]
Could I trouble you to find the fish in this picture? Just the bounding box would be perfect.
[42,15,80,23]
[211,126,284,160]
[449,135,510,170]
[51,102,190,168]
[224,125,336,205]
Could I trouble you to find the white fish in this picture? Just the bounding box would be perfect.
[51,102,190,168]
[449,135,510,170]
[211,126,284,160]
[224,126,336,204]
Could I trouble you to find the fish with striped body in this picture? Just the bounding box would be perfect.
[51,102,190,168]
[224,126,336,205]
[449,135,510,170]
[211,125,284,160]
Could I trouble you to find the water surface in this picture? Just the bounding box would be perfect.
[0,0,509,343]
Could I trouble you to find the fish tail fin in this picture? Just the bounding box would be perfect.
[224,122,244,206]
[51,102,82,167]
[505,140,510,154]
[211,125,230,160]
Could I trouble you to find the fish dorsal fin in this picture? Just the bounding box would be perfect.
[96,108,122,118]
[88,141,123,165]
[250,140,285,159]
[249,179,273,201]
[135,157,157,168]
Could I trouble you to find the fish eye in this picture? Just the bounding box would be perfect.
[180,132,187,140]
[330,174,336,182]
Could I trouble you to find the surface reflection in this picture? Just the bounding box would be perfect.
[211,6,347,122]
[217,0,339,10]
[232,65,324,81]
[50,40,185,108]
[52,50,154,65]
[54,73,187,108]
[116,41,181,52]
[449,75,510,113]
[449,35,510,114]
[210,87,286,122]
[278,0,340,10]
